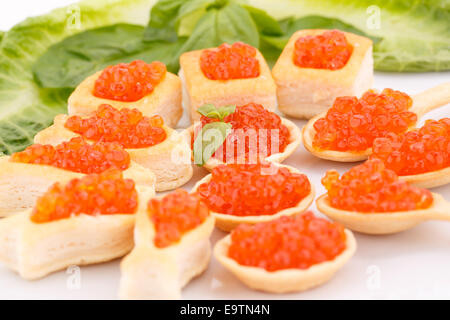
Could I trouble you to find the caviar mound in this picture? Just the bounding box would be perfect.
[313,89,416,152]
[93,60,166,102]
[293,30,353,70]
[200,42,260,80]
[10,137,130,174]
[65,104,167,149]
[228,212,346,272]
[31,170,138,223]
[197,162,311,216]
[321,159,433,213]
[372,118,450,176]
[193,103,290,162]
[148,189,209,248]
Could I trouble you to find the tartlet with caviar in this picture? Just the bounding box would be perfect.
[0,170,154,280]
[272,29,373,119]
[68,60,182,127]
[214,212,356,293]
[0,137,155,216]
[179,42,277,122]
[119,190,215,299]
[186,102,301,170]
[34,104,192,191]
[192,161,314,231]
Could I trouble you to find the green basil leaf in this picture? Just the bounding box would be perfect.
[144,0,186,42]
[197,104,236,120]
[193,122,232,166]
[242,5,283,36]
[33,24,185,89]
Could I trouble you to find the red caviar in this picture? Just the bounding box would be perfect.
[193,103,290,162]
[228,212,347,271]
[10,137,130,174]
[93,60,166,102]
[293,30,353,70]
[321,159,433,213]
[31,170,138,223]
[65,104,167,148]
[313,89,416,151]
[200,42,260,80]
[148,189,209,248]
[372,118,450,175]
[197,162,311,216]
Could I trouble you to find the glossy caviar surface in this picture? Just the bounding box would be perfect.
[200,42,260,80]
[194,103,290,162]
[148,189,209,248]
[321,159,433,212]
[197,162,311,216]
[31,170,138,223]
[65,104,167,149]
[93,60,166,102]
[372,118,450,175]
[293,30,353,70]
[10,137,130,174]
[313,89,416,151]
[228,212,347,271]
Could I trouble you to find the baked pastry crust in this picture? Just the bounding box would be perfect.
[0,186,154,280]
[214,229,356,293]
[183,117,301,171]
[119,201,215,299]
[192,164,315,232]
[398,166,450,189]
[34,114,193,192]
[0,156,156,217]
[68,70,182,128]
[272,29,373,119]
[179,48,277,123]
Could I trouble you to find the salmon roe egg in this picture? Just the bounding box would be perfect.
[31,170,138,223]
[93,60,166,102]
[228,212,347,271]
[193,103,290,162]
[372,118,450,176]
[313,89,416,152]
[148,189,209,248]
[65,104,167,149]
[10,137,130,174]
[200,42,260,80]
[197,162,311,216]
[293,30,353,70]
[321,159,433,213]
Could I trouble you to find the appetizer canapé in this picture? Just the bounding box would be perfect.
[179,42,277,122]
[0,137,155,216]
[119,190,214,300]
[34,104,193,192]
[68,60,182,127]
[0,170,154,280]
[193,162,314,231]
[272,29,373,119]
[188,103,301,170]
[214,213,356,293]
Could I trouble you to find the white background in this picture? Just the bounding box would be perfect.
[0,0,449,300]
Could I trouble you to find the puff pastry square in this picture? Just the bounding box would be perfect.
[272,29,373,119]
[179,48,277,122]
[68,71,182,128]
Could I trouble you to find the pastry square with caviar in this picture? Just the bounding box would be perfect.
[272,29,373,119]
[0,171,154,280]
[68,60,183,128]
[34,104,193,192]
[0,138,156,216]
[179,42,277,122]
[119,190,215,299]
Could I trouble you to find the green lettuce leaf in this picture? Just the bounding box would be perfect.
[248,0,450,71]
[33,23,184,89]
[0,0,155,154]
